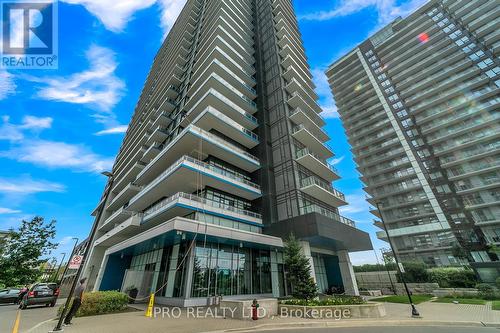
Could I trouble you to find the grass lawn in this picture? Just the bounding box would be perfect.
[370,294,433,304]
[433,297,486,305]
[493,301,500,311]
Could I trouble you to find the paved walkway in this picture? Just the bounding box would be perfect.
[24,300,500,333]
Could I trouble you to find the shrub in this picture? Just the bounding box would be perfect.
[476,283,496,300]
[281,296,365,306]
[58,291,129,317]
[428,267,477,288]
[496,277,500,289]
[399,261,428,283]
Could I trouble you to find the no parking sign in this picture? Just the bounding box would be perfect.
[68,255,83,269]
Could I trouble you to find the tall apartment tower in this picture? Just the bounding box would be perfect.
[327,0,499,281]
[84,0,372,305]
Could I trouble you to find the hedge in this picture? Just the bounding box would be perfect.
[58,291,129,317]
[428,267,477,288]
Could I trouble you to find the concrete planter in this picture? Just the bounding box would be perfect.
[278,302,386,320]
[220,298,278,320]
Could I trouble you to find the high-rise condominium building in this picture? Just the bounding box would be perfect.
[84,0,372,305]
[327,0,499,281]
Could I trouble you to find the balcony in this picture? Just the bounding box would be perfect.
[94,214,142,247]
[112,161,147,194]
[187,72,257,115]
[285,79,321,113]
[292,125,333,159]
[140,143,161,163]
[191,56,256,100]
[193,39,256,87]
[289,109,327,141]
[136,125,260,184]
[287,92,321,116]
[182,106,259,149]
[301,176,347,207]
[184,88,258,130]
[283,66,316,95]
[107,182,141,211]
[145,126,169,146]
[295,148,340,182]
[150,113,172,129]
[142,192,262,228]
[129,155,262,211]
[99,206,135,232]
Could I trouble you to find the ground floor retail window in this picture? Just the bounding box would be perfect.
[191,242,272,297]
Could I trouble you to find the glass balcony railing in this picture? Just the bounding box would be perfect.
[301,176,346,201]
[144,192,262,220]
[300,205,355,228]
[295,148,338,173]
[141,155,261,197]
[190,126,260,164]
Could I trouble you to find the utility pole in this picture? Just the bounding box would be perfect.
[376,201,420,317]
[51,172,114,332]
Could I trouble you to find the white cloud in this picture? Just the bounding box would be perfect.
[0,207,22,214]
[0,70,16,100]
[158,0,187,35]
[300,0,429,29]
[61,0,186,34]
[29,45,125,120]
[0,115,53,142]
[328,155,345,166]
[0,140,114,173]
[339,190,371,216]
[94,125,128,136]
[61,0,157,32]
[311,68,340,119]
[0,176,65,194]
[349,250,379,265]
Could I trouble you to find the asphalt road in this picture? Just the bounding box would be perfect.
[0,299,63,333]
[253,327,500,333]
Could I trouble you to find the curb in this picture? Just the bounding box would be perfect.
[202,319,500,333]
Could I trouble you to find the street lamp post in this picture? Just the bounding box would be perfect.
[58,238,79,285]
[53,253,66,282]
[51,172,114,332]
[376,201,420,318]
[380,248,397,295]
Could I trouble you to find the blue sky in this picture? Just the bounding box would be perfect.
[0,0,428,265]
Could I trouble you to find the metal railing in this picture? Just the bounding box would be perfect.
[143,192,262,220]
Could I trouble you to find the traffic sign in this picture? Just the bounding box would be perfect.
[68,255,83,269]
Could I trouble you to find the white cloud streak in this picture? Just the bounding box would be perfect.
[300,0,429,29]
[0,70,16,100]
[0,140,114,173]
[32,45,125,113]
[94,125,128,136]
[61,0,186,35]
[0,207,22,214]
[0,176,65,194]
[0,115,53,142]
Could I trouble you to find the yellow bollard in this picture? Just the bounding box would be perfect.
[145,293,155,318]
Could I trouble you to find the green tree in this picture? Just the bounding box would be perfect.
[0,217,58,286]
[283,234,317,300]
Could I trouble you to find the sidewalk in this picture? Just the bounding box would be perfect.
[25,301,500,333]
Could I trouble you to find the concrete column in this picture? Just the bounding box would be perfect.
[270,250,280,297]
[299,241,316,282]
[183,244,196,298]
[337,250,359,296]
[92,254,109,291]
[165,244,180,297]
